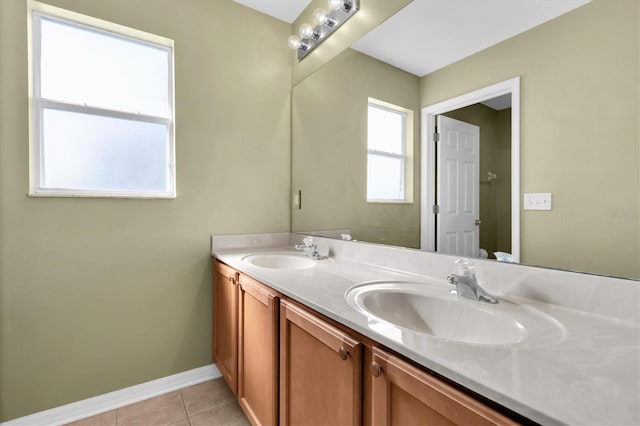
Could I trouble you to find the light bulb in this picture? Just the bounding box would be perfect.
[288,35,301,49]
[327,0,344,11]
[313,8,329,25]
[299,23,314,39]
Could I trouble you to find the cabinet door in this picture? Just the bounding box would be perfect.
[370,347,518,426]
[280,300,362,426]
[238,275,279,426]
[213,260,239,395]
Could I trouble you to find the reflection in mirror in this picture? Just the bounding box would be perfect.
[291,0,639,279]
[434,101,513,261]
[292,48,421,248]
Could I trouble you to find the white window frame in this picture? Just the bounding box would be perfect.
[27,1,176,198]
[366,98,414,203]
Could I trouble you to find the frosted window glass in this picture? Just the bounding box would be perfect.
[42,109,169,192]
[367,155,404,201]
[40,17,170,117]
[367,105,404,154]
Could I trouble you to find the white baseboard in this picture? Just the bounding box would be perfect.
[2,364,221,426]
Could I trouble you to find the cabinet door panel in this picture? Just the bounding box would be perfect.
[371,347,518,426]
[238,275,279,426]
[213,260,239,395]
[280,300,362,426]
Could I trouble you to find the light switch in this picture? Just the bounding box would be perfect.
[293,190,302,209]
[524,193,552,211]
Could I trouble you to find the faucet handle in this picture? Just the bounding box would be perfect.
[303,236,315,247]
[454,258,475,277]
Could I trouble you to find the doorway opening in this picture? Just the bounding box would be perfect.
[421,77,521,262]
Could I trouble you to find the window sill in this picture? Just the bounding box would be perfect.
[366,199,414,205]
[28,190,176,199]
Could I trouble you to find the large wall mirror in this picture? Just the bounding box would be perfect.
[291,0,639,280]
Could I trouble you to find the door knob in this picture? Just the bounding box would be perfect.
[370,361,381,377]
[338,347,349,360]
[475,219,482,226]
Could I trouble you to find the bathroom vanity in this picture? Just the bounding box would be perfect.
[211,233,640,426]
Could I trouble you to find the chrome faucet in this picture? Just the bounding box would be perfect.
[447,259,498,304]
[294,236,323,260]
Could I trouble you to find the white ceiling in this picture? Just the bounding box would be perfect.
[482,93,512,111]
[352,0,591,76]
[235,0,591,77]
[233,0,311,24]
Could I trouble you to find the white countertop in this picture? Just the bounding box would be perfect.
[211,233,640,426]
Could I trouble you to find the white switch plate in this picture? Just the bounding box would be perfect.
[524,193,552,210]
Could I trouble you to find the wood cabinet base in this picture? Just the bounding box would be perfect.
[238,274,279,426]
[279,300,362,426]
[213,260,523,426]
[371,347,518,425]
[213,261,239,395]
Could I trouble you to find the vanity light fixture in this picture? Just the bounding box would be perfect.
[288,0,359,60]
[299,22,315,39]
[312,8,333,26]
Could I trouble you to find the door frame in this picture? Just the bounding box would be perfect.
[421,77,521,262]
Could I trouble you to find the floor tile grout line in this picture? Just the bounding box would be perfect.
[65,378,245,426]
[187,400,244,425]
[180,381,238,419]
[178,389,191,426]
[185,398,235,419]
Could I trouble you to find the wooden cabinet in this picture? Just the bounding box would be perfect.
[279,300,362,426]
[370,346,518,426]
[237,274,279,426]
[213,261,279,425]
[213,260,239,395]
[213,259,522,425]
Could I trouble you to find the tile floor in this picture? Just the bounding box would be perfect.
[66,378,249,426]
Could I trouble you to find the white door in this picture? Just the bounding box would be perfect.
[436,115,480,257]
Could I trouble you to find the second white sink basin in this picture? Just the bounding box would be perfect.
[242,252,316,270]
[346,282,566,348]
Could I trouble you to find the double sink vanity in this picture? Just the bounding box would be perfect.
[211,232,639,425]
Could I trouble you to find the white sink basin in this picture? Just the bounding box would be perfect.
[346,282,566,347]
[242,252,316,270]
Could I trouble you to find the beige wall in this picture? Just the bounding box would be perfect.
[421,0,639,278]
[0,0,291,420]
[292,49,421,248]
[444,105,512,257]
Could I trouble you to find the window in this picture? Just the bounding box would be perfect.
[29,2,175,197]
[366,99,413,202]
